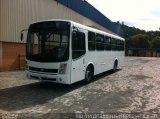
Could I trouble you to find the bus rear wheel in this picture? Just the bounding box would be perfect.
[112,60,118,72]
[83,66,93,84]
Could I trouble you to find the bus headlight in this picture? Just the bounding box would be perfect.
[59,63,67,74]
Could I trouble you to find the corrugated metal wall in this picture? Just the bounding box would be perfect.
[0,0,113,43]
[0,42,2,67]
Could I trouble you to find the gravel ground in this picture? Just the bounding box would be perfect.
[0,57,160,119]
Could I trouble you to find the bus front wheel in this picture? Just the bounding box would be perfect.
[84,66,93,84]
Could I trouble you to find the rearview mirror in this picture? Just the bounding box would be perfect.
[20,29,28,41]
[21,32,23,41]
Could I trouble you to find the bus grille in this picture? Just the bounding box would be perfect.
[30,75,56,81]
[29,67,58,73]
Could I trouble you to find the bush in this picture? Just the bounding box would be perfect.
[151,36,160,48]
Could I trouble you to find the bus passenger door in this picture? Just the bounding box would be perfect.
[71,30,86,83]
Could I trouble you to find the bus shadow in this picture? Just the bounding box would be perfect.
[0,69,120,111]
[91,69,121,83]
[0,81,84,111]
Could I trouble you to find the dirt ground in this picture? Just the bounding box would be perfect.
[0,57,160,119]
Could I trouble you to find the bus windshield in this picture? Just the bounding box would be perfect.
[26,21,70,62]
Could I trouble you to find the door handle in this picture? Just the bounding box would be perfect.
[83,59,85,64]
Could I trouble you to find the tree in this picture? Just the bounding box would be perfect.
[151,36,160,48]
[126,34,150,49]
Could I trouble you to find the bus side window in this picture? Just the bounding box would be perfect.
[72,31,86,60]
[96,34,104,51]
[88,31,95,51]
[104,36,111,51]
[122,40,125,51]
[111,38,116,51]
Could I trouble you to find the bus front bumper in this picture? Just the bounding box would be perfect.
[26,71,71,84]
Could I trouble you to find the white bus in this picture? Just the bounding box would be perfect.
[24,19,125,84]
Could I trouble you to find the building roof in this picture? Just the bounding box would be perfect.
[57,0,123,36]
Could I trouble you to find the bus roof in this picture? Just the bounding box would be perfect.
[30,19,125,41]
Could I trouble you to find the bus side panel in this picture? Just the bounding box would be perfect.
[85,51,113,75]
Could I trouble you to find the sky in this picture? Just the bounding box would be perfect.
[86,0,160,31]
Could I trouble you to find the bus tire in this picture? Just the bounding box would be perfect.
[83,66,93,84]
[112,60,118,73]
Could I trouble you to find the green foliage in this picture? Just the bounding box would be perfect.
[115,21,160,49]
[115,21,160,39]
[126,34,150,49]
[115,22,146,38]
[151,36,160,48]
